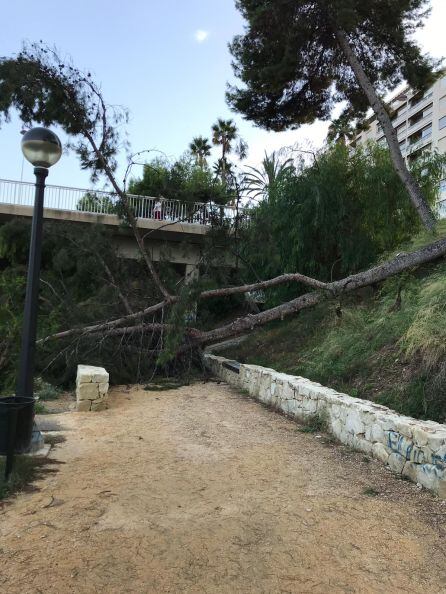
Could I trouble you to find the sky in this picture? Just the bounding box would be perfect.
[0,0,445,190]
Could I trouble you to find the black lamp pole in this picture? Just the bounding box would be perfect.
[16,167,48,398]
[5,128,61,481]
[5,168,47,479]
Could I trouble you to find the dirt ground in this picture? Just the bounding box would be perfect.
[1,382,446,594]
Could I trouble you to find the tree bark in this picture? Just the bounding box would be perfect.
[193,235,446,346]
[334,28,437,233]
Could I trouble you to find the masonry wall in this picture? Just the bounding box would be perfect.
[205,354,446,498]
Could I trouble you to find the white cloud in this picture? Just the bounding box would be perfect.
[194,29,209,43]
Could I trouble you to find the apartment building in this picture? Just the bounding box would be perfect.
[351,74,446,217]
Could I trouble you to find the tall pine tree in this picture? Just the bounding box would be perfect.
[228,0,439,231]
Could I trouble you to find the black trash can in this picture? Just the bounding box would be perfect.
[0,396,35,455]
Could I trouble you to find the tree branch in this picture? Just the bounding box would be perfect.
[38,236,446,347]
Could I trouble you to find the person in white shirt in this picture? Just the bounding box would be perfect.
[153,199,162,220]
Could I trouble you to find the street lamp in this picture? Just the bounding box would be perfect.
[4,127,62,480]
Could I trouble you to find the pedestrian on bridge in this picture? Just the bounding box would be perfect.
[154,199,162,220]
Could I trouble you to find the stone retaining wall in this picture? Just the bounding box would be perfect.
[76,365,109,412]
[205,354,446,498]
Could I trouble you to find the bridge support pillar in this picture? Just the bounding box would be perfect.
[185,264,200,284]
[184,264,199,323]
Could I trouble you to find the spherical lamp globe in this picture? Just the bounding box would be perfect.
[21,127,62,169]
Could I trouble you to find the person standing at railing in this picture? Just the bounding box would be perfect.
[154,199,162,220]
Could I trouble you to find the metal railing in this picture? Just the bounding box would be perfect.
[0,178,249,227]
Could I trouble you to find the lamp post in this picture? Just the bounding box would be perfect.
[4,127,62,480]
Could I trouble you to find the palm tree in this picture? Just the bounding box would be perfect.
[211,118,239,183]
[189,136,211,168]
[244,151,294,202]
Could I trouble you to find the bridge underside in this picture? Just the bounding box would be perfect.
[0,204,211,274]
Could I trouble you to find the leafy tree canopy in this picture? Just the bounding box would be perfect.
[128,155,229,205]
[0,43,126,181]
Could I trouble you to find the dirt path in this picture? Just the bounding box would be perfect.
[1,382,446,593]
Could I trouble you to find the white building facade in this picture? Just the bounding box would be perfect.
[351,74,446,217]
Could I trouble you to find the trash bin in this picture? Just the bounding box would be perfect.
[0,396,35,455]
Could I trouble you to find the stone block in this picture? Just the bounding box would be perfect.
[402,461,418,482]
[77,382,99,401]
[412,426,430,447]
[427,433,446,453]
[410,446,429,465]
[282,381,295,400]
[330,418,343,440]
[372,442,390,464]
[286,399,303,419]
[388,452,406,474]
[302,398,318,414]
[345,410,364,436]
[394,418,416,438]
[77,400,92,412]
[353,437,373,455]
[76,364,108,385]
[76,364,109,412]
[416,464,445,493]
[431,446,446,469]
[98,382,109,395]
[91,400,108,412]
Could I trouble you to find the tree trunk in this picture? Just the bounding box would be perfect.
[334,28,437,233]
[194,235,446,346]
[40,235,446,348]
[83,130,172,301]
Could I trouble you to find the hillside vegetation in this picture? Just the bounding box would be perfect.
[225,222,446,423]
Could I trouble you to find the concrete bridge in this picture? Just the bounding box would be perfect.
[0,179,247,278]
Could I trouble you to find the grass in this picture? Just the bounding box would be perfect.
[0,455,39,500]
[225,229,446,423]
[298,411,328,434]
[34,401,49,414]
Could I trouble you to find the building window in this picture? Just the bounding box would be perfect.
[421,124,432,139]
[440,116,446,131]
[440,96,446,111]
